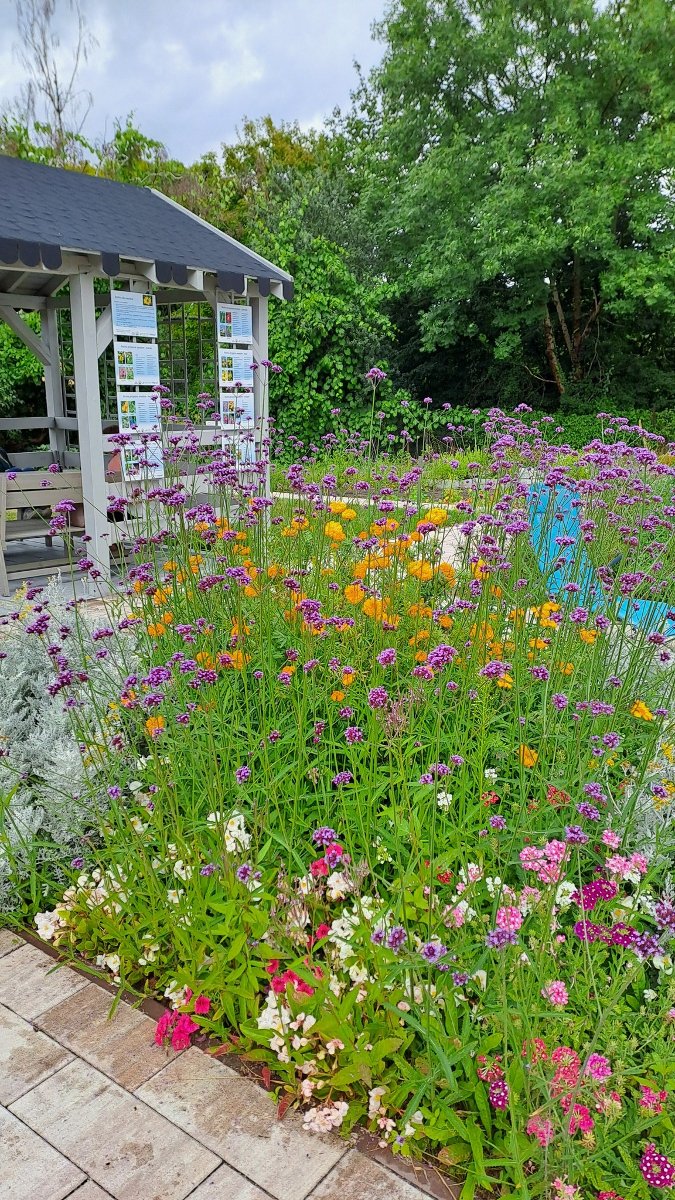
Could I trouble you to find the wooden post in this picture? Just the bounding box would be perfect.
[42,301,67,464]
[70,272,110,576]
[251,291,269,496]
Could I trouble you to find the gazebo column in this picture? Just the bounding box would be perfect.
[42,301,67,465]
[70,272,110,576]
[251,291,269,496]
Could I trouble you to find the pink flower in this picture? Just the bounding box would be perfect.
[527,1114,555,1146]
[584,1053,612,1081]
[542,980,569,1008]
[194,995,211,1015]
[601,829,621,849]
[154,1011,175,1046]
[640,1144,675,1188]
[544,840,568,864]
[560,1098,594,1134]
[640,1085,667,1115]
[171,1012,199,1051]
[520,846,546,869]
[605,855,631,878]
[496,906,523,932]
[629,852,648,875]
[310,857,329,877]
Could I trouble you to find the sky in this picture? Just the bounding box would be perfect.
[0,0,388,162]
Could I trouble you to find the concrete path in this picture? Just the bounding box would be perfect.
[0,932,449,1200]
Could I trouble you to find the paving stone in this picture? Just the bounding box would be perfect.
[0,929,23,957]
[0,943,88,1020]
[136,1049,346,1200]
[0,1106,85,1200]
[307,1151,428,1199]
[36,982,177,1090]
[0,1003,72,1104]
[67,1185,114,1199]
[9,1058,220,1200]
[189,1164,273,1199]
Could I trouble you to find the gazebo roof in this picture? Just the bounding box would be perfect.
[0,155,293,298]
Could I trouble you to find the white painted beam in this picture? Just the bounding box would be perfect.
[95,305,113,357]
[70,272,110,576]
[0,305,51,366]
[42,304,67,460]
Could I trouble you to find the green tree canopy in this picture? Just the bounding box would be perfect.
[355,0,675,404]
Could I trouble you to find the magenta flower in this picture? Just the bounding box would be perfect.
[640,1144,675,1188]
[488,1080,509,1109]
[344,726,364,744]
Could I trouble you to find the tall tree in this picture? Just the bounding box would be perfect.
[356,0,675,404]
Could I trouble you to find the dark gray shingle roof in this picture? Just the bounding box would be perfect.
[0,155,292,297]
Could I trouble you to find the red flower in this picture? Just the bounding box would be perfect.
[194,995,211,1015]
[310,857,329,877]
[315,924,330,940]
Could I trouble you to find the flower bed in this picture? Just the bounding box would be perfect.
[2,407,675,1199]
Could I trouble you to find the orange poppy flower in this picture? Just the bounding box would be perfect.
[145,715,165,735]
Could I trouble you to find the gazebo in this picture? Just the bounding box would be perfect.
[0,154,292,578]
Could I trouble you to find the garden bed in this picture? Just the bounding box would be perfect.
[1,408,674,1200]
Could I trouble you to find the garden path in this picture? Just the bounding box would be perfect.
[0,932,456,1200]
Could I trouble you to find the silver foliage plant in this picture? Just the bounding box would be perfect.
[0,580,130,912]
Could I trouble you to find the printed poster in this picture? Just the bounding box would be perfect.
[121,438,164,481]
[220,391,254,428]
[111,292,158,339]
[117,391,161,432]
[217,303,253,344]
[219,347,254,390]
[223,430,255,466]
[115,341,160,387]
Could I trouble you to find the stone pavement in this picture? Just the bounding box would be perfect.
[0,932,451,1200]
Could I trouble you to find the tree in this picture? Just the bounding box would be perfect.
[355,0,675,405]
[7,0,97,165]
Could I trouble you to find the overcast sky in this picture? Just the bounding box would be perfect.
[0,0,388,161]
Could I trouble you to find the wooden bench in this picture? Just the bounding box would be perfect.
[0,470,85,595]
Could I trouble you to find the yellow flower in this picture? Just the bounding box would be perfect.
[630,700,655,721]
[341,507,357,521]
[292,516,309,532]
[438,562,456,584]
[329,500,347,514]
[556,661,575,675]
[579,629,598,645]
[145,716,165,735]
[344,583,365,604]
[408,560,434,582]
[424,507,448,527]
[331,689,346,702]
[362,597,386,621]
[519,746,538,768]
[324,521,346,542]
[497,674,514,689]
